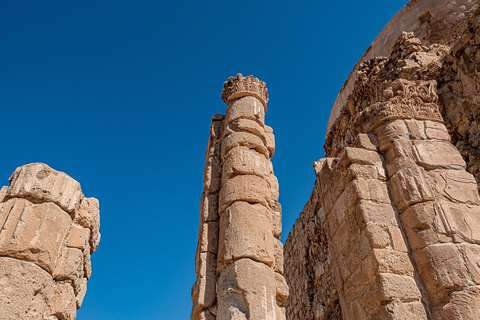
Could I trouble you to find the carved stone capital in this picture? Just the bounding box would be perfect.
[361,79,443,130]
[384,79,438,103]
[221,74,269,110]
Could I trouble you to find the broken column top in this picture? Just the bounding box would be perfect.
[221,73,269,110]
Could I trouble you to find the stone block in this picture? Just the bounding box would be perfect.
[198,221,218,254]
[341,147,383,167]
[405,119,426,140]
[355,133,378,151]
[67,224,90,252]
[217,201,274,268]
[353,178,391,204]
[424,120,451,141]
[74,197,100,254]
[275,272,289,306]
[53,247,84,294]
[390,167,435,212]
[388,227,409,253]
[411,140,466,170]
[273,238,284,274]
[8,163,84,214]
[0,186,7,202]
[224,96,265,127]
[426,170,480,206]
[0,198,72,273]
[49,283,76,320]
[219,175,270,213]
[375,119,409,152]
[265,132,275,157]
[222,147,270,180]
[442,287,480,320]
[356,200,398,228]
[376,273,421,303]
[0,257,54,319]
[439,203,480,244]
[459,243,480,284]
[224,118,264,141]
[221,131,268,159]
[365,249,414,277]
[401,202,453,251]
[217,258,276,320]
[348,163,386,181]
[414,244,471,303]
[265,173,279,205]
[204,164,222,193]
[384,139,417,177]
[272,202,282,239]
[364,224,391,249]
[76,278,87,308]
[200,193,219,223]
[192,252,217,312]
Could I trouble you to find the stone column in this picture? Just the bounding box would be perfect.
[0,163,100,320]
[192,74,288,320]
[367,79,480,319]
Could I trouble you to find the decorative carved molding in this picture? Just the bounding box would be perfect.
[364,79,443,130]
[384,79,438,103]
[221,73,269,109]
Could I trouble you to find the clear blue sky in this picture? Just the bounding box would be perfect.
[1,1,407,319]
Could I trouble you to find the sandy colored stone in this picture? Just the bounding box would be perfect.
[0,257,54,319]
[192,252,217,315]
[424,120,450,141]
[7,163,84,214]
[275,272,289,306]
[217,201,274,268]
[217,259,277,320]
[224,118,265,141]
[224,96,265,127]
[411,140,466,170]
[341,147,383,167]
[222,146,270,180]
[404,119,426,140]
[442,288,480,320]
[76,278,87,308]
[200,193,219,223]
[49,283,76,320]
[272,202,282,239]
[67,224,90,252]
[375,119,409,152]
[414,244,471,303]
[218,174,271,213]
[0,198,72,273]
[355,133,378,151]
[0,185,8,202]
[426,169,480,206]
[74,197,100,254]
[53,247,84,294]
[221,131,268,158]
[198,222,218,254]
[390,167,435,212]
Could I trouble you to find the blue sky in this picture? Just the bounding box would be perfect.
[1,1,408,319]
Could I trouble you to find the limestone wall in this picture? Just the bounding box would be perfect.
[0,163,100,320]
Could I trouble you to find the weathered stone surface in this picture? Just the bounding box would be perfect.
[0,198,72,273]
[224,95,265,126]
[390,167,435,212]
[218,175,271,212]
[0,257,54,319]
[442,288,480,320]
[50,283,76,320]
[222,146,270,180]
[411,140,466,170]
[426,169,480,205]
[217,201,274,268]
[221,131,268,158]
[0,164,100,319]
[8,163,83,214]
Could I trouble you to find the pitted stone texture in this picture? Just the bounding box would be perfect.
[217,259,279,320]
[217,201,274,269]
[0,257,54,319]
[0,198,71,273]
[219,175,271,213]
[8,163,83,214]
[0,163,100,319]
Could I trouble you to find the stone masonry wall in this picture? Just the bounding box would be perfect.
[0,163,100,320]
[285,15,480,319]
[192,74,288,320]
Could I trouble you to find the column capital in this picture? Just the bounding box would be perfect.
[221,73,269,110]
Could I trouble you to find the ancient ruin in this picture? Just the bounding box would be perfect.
[0,163,100,319]
[193,0,480,319]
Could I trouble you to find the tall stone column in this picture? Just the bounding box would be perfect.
[192,74,288,320]
[366,79,480,319]
[0,163,100,320]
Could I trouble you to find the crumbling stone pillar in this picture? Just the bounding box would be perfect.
[192,74,288,319]
[311,142,427,319]
[366,79,480,319]
[0,163,100,320]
